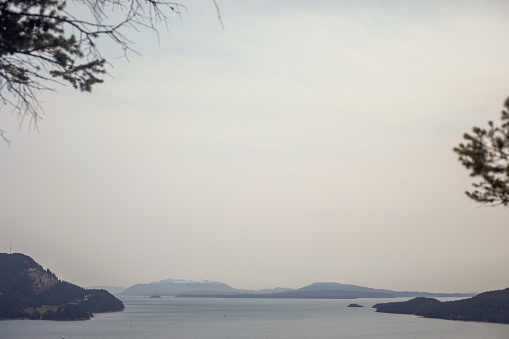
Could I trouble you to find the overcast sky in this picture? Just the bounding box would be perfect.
[1,0,509,293]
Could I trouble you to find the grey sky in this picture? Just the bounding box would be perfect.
[1,0,508,293]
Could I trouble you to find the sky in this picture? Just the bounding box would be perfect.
[1,0,509,294]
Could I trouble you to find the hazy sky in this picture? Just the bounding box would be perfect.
[1,0,509,293]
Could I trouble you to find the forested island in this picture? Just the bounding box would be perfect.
[0,253,124,320]
[373,288,509,324]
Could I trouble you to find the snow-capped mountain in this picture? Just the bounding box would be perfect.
[156,278,217,284]
[120,278,240,296]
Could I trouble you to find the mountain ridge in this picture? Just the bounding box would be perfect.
[120,279,474,299]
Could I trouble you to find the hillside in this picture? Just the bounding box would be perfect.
[373,288,509,324]
[87,286,126,294]
[0,253,124,320]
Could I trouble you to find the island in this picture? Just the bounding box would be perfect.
[373,288,509,324]
[121,280,474,300]
[347,303,364,308]
[149,295,162,298]
[0,253,124,320]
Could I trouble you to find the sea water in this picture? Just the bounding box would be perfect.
[1,296,508,338]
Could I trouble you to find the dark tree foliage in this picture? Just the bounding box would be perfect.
[0,253,41,278]
[82,289,125,313]
[373,297,440,315]
[0,0,183,142]
[0,254,42,317]
[27,309,40,319]
[453,98,509,206]
[32,281,86,307]
[42,303,91,320]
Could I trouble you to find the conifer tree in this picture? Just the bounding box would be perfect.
[0,0,183,142]
[454,98,509,206]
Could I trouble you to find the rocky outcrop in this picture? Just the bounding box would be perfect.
[23,267,58,294]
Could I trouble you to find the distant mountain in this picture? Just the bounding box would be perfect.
[297,282,394,294]
[373,288,509,324]
[296,282,472,298]
[0,253,124,320]
[175,282,474,300]
[120,279,242,296]
[255,287,293,294]
[177,282,395,299]
[121,278,293,296]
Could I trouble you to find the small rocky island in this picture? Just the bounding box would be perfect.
[0,253,124,320]
[149,295,162,298]
[347,303,364,308]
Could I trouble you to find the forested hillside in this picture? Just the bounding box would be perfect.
[373,288,509,324]
[0,253,124,320]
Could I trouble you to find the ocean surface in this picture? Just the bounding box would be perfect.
[1,295,509,338]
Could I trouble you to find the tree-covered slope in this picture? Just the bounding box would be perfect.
[373,288,509,324]
[0,253,124,320]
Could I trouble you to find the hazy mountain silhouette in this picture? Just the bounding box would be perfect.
[121,278,293,296]
[153,281,475,299]
[120,279,241,296]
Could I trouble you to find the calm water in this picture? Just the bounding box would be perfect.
[1,296,509,338]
